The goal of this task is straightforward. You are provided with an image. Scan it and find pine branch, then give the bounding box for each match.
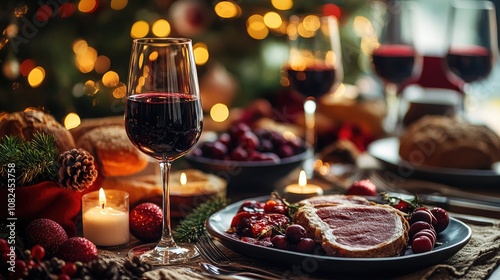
[0,132,60,187]
[173,196,229,243]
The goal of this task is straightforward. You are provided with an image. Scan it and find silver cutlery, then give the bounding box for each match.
[200,262,281,280]
[196,234,283,279]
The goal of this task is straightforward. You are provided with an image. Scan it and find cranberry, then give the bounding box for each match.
[277,145,295,158]
[412,236,434,253]
[218,133,232,148]
[263,200,281,213]
[393,200,412,213]
[410,210,434,225]
[229,122,251,139]
[61,262,77,277]
[239,131,260,150]
[285,225,307,244]
[408,221,435,240]
[258,139,274,152]
[294,238,316,254]
[0,238,8,253]
[412,230,436,245]
[430,207,450,233]
[271,235,289,250]
[201,141,227,159]
[31,245,45,261]
[58,274,71,280]
[231,146,248,161]
[256,153,280,163]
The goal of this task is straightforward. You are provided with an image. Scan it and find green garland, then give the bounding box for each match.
[0,132,59,187]
[173,196,229,243]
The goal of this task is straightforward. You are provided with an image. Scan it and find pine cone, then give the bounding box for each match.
[58,148,98,192]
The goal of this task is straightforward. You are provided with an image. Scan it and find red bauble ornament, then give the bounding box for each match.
[56,237,98,263]
[129,202,162,242]
[25,218,68,256]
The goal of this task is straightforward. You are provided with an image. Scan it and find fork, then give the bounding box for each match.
[196,234,283,279]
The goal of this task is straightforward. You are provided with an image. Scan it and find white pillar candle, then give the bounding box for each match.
[82,188,129,247]
[284,170,324,203]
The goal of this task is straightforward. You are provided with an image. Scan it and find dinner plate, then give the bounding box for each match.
[206,196,472,276]
[367,137,500,187]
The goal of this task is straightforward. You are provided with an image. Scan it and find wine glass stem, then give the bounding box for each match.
[385,83,399,134]
[157,161,176,248]
[304,98,317,150]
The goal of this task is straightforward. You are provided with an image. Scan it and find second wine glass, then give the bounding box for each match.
[125,38,203,265]
[284,14,343,158]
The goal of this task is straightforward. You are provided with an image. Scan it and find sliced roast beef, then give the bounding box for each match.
[295,202,409,258]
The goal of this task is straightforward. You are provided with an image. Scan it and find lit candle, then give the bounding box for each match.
[284,170,324,203]
[82,188,129,247]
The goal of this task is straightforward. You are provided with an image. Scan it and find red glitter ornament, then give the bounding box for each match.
[129,202,162,242]
[25,218,68,256]
[56,237,98,263]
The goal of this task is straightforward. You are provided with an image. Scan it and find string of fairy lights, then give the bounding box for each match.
[1,0,380,131]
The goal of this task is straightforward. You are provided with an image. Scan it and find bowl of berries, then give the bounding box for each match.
[185,122,310,195]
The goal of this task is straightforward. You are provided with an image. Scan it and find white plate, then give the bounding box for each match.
[367,137,500,187]
[206,196,472,276]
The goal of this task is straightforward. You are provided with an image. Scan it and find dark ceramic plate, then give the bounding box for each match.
[367,137,500,187]
[206,196,472,276]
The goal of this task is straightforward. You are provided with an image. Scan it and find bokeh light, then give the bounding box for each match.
[210,103,230,122]
[193,42,209,65]
[20,59,35,77]
[131,20,149,38]
[110,0,128,11]
[214,1,240,19]
[78,0,98,13]
[27,66,45,88]
[112,82,126,99]
[152,19,171,37]
[64,112,81,130]
[94,55,111,74]
[247,15,269,40]
[263,12,282,29]
[102,71,119,87]
[271,0,293,10]
[59,3,76,17]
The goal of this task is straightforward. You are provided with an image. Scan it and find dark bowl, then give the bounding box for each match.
[184,148,311,198]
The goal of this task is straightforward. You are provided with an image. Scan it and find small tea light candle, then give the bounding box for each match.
[284,170,324,203]
[82,188,129,247]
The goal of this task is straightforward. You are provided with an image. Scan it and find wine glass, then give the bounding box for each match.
[284,14,343,172]
[125,38,203,265]
[445,0,498,118]
[371,1,421,134]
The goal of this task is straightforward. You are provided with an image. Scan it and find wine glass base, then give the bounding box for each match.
[128,242,199,265]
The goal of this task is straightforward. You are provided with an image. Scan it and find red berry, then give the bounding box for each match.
[430,207,450,233]
[394,200,411,213]
[271,235,288,250]
[410,210,434,225]
[294,238,316,254]
[264,200,281,213]
[0,238,8,253]
[413,230,436,245]
[408,221,435,240]
[346,179,378,196]
[285,225,307,244]
[230,146,248,161]
[58,273,71,280]
[239,131,260,150]
[412,236,434,253]
[31,245,46,261]
[61,262,77,277]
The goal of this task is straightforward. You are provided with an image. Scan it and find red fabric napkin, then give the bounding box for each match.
[0,178,100,237]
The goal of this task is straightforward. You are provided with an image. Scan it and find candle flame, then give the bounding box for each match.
[298,170,307,187]
[99,188,106,209]
[180,172,187,186]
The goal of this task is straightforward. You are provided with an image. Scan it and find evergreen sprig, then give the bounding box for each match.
[0,132,59,187]
[173,196,229,243]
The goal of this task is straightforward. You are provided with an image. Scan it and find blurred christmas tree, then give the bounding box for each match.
[0,0,378,126]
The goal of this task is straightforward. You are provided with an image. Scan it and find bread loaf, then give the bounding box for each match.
[69,115,123,142]
[77,125,149,176]
[0,110,75,153]
[399,116,500,169]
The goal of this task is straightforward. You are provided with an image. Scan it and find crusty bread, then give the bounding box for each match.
[295,195,409,258]
[399,116,500,169]
[0,110,75,153]
[69,115,124,142]
[77,125,149,177]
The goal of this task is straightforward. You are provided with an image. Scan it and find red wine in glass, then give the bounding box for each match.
[286,65,337,98]
[372,44,417,85]
[126,93,203,161]
[446,46,493,83]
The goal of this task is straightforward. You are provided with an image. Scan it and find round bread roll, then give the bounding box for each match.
[0,110,75,153]
[399,116,500,169]
[77,125,149,176]
[69,115,124,143]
